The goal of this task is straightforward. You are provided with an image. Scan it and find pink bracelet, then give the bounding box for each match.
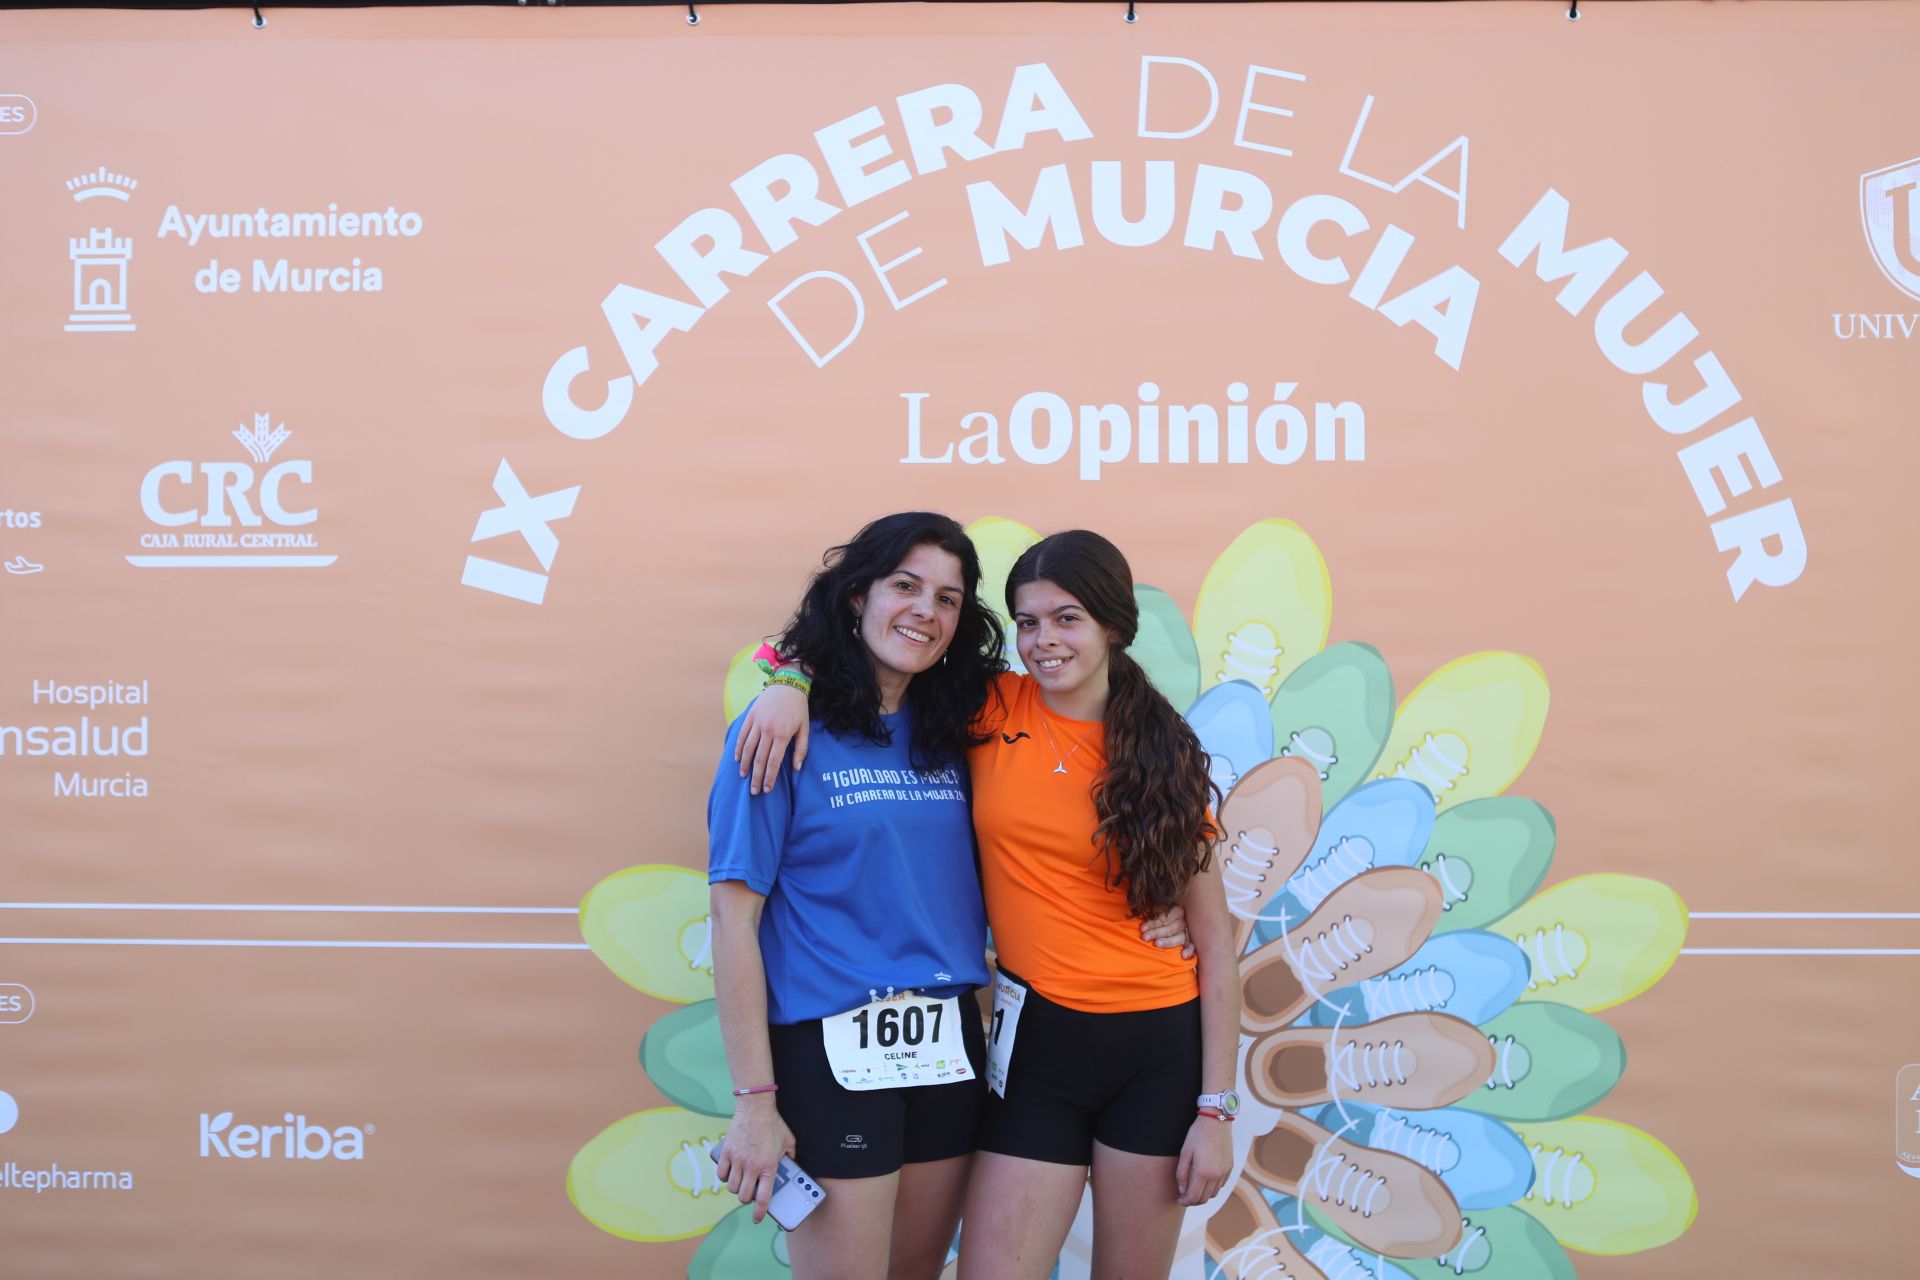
[732,1084,779,1097]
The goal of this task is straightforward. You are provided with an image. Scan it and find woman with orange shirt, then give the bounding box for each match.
[745,529,1240,1279]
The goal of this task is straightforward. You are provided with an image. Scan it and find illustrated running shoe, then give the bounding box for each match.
[567,1106,737,1242]
[723,643,765,722]
[1258,1197,1423,1280]
[1420,799,1557,935]
[1309,1201,1575,1280]
[1512,1116,1698,1255]
[1500,875,1688,1012]
[580,864,716,1004]
[1191,520,1332,700]
[1255,779,1439,949]
[688,1202,790,1279]
[966,516,1041,668]
[1219,755,1324,955]
[1188,679,1278,795]
[1243,1111,1463,1259]
[1269,642,1396,809]
[1300,1231,1417,1280]
[1302,1102,1533,1211]
[1207,1179,1326,1279]
[1247,1012,1495,1112]
[1240,868,1443,1034]
[1305,931,1530,1030]
[1372,653,1549,812]
[1454,1003,1624,1123]
[1135,583,1201,711]
[640,999,734,1117]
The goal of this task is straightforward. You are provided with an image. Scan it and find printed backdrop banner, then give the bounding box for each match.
[3,2,1917,1275]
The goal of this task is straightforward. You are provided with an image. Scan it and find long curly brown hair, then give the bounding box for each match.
[1006,531,1219,916]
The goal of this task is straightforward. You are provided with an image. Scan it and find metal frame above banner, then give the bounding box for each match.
[8,0,1603,15]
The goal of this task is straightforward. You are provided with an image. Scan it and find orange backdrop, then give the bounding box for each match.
[3,3,1918,1276]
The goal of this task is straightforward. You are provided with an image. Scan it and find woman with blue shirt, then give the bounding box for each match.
[708,512,1004,1280]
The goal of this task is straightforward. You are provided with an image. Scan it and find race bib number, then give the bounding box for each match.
[985,972,1027,1098]
[820,994,970,1091]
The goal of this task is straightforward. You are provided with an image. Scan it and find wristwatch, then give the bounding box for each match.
[1196,1090,1241,1117]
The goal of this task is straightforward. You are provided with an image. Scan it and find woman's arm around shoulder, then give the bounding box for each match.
[735,684,812,796]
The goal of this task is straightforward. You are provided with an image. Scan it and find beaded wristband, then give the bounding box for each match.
[732,1084,779,1097]
[753,642,815,695]
[765,670,813,696]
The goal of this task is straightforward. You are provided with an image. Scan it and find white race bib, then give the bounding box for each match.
[985,972,1027,1099]
[820,994,970,1091]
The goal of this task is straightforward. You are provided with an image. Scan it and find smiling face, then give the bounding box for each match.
[853,542,966,712]
[1012,577,1116,720]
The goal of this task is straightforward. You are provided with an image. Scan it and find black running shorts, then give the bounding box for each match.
[977,970,1203,1165]
[767,1003,988,1179]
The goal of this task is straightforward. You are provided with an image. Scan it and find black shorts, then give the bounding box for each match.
[977,970,1202,1165]
[767,1002,988,1179]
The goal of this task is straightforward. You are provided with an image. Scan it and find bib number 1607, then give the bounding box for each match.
[850,1001,943,1049]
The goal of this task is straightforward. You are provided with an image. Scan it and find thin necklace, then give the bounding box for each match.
[1037,714,1094,776]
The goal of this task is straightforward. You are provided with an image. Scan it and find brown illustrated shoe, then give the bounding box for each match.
[1218,756,1324,956]
[1243,1110,1463,1260]
[1205,1178,1326,1280]
[1238,867,1443,1035]
[1245,1010,1497,1112]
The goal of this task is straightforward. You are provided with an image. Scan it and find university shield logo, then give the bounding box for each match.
[1861,157,1920,302]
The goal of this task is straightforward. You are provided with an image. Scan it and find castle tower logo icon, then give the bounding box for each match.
[65,166,140,334]
[1862,157,1920,303]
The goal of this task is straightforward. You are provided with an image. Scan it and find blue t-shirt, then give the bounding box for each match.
[707,703,989,1025]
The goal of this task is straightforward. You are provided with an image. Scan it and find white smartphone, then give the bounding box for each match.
[711,1145,826,1231]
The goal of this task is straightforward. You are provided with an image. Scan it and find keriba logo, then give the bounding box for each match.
[198,1111,370,1161]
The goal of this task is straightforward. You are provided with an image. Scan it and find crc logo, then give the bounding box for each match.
[1862,157,1920,303]
[199,1111,370,1161]
[131,414,335,570]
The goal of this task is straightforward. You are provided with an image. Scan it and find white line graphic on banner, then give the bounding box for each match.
[5,906,1912,956]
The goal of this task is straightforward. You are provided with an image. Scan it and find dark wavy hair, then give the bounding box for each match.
[776,512,1005,771]
[1006,530,1219,916]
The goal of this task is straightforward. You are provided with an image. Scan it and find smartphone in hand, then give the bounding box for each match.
[711,1144,825,1231]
